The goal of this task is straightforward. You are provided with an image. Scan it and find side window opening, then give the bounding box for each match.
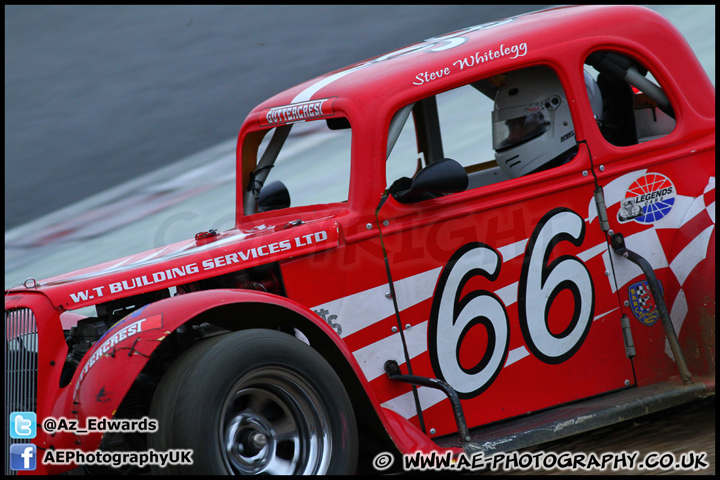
[585,51,676,146]
[243,118,352,215]
[386,66,578,203]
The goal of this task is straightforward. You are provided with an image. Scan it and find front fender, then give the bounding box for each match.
[46,289,373,468]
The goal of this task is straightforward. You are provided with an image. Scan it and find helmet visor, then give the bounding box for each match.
[492,105,549,151]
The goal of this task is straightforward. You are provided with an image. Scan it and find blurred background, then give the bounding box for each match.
[5,5,715,287]
[5,5,550,230]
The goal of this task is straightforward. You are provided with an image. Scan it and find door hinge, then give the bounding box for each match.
[619,314,636,359]
[594,186,610,232]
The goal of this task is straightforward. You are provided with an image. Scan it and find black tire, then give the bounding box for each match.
[148,329,358,475]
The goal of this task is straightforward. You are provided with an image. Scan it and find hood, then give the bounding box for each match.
[21,217,340,310]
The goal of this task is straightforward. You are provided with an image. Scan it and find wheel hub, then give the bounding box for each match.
[248,431,268,450]
[219,369,333,475]
[225,410,278,473]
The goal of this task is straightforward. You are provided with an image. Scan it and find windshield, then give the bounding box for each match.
[242,118,352,215]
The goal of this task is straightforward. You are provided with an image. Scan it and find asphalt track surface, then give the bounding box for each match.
[5,5,548,230]
[489,395,715,475]
[4,5,716,476]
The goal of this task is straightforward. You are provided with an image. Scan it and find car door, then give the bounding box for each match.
[376,65,635,438]
[580,50,716,387]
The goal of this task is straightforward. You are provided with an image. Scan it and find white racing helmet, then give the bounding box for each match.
[493,67,602,178]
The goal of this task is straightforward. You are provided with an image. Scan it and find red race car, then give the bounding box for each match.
[5,5,714,475]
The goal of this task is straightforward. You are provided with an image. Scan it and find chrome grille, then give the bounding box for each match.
[5,308,38,475]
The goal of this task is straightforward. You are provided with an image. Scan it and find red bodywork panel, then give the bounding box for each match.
[35,217,341,310]
[5,5,714,473]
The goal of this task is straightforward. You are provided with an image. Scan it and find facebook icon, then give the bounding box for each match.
[10,443,37,471]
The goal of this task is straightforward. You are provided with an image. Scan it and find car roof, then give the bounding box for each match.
[245,5,691,122]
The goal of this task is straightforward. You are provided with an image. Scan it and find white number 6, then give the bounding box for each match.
[518,208,594,364]
[428,243,510,398]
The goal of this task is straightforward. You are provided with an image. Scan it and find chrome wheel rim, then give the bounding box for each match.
[220,367,332,475]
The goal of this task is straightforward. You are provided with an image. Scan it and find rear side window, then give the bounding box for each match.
[584,51,676,146]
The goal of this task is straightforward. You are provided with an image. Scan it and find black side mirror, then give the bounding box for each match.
[257,180,290,212]
[391,158,468,204]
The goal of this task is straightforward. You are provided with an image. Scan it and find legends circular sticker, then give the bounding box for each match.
[617,173,676,224]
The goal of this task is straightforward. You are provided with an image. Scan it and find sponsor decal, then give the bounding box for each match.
[313,308,342,335]
[258,98,336,126]
[560,130,575,143]
[618,173,676,224]
[74,314,163,397]
[96,386,111,403]
[68,230,331,304]
[628,280,663,326]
